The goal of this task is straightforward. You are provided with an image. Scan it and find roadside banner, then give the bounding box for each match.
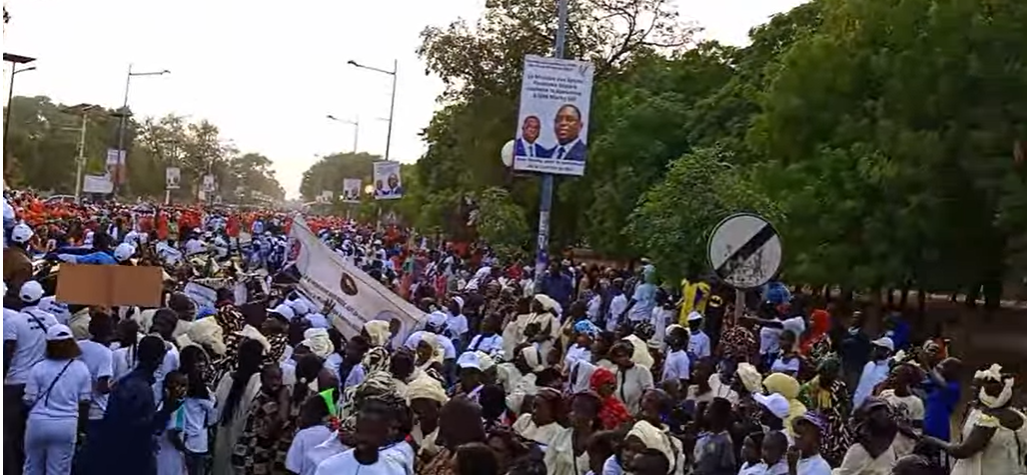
[342,178,362,203]
[513,55,595,176]
[373,161,403,200]
[286,216,423,339]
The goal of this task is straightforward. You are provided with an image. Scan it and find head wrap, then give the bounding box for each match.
[589,367,616,391]
[975,363,1015,409]
[763,373,807,435]
[234,324,270,352]
[405,374,449,404]
[816,355,841,375]
[475,351,496,372]
[301,328,334,359]
[363,320,391,347]
[627,420,677,474]
[574,320,600,338]
[736,363,763,394]
[533,294,558,313]
[418,333,446,365]
[177,316,227,356]
[624,335,655,369]
[633,321,655,340]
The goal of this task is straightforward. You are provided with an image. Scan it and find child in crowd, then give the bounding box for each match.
[286,391,335,475]
[737,432,765,475]
[158,371,189,475]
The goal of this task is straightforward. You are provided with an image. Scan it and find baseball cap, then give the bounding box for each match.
[426,311,448,328]
[114,243,136,262]
[871,336,895,352]
[11,223,33,243]
[793,411,827,432]
[270,304,296,321]
[687,311,704,322]
[456,351,482,370]
[46,324,74,341]
[753,393,790,419]
[19,281,45,303]
[289,299,310,316]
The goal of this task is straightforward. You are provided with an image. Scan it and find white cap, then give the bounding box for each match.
[114,243,136,262]
[19,281,44,302]
[426,311,448,328]
[289,299,310,316]
[46,324,74,341]
[456,351,482,370]
[687,311,704,322]
[871,336,895,352]
[271,304,296,320]
[475,351,495,371]
[11,223,33,243]
[753,393,790,419]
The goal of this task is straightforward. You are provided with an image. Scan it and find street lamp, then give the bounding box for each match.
[327,114,360,153]
[347,59,397,162]
[4,53,37,156]
[113,64,170,196]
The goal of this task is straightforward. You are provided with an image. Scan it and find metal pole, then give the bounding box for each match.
[384,59,397,161]
[353,117,360,153]
[114,64,132,198]
[534,0,569,290]
[74,114,88,200]
[3,70,15,156]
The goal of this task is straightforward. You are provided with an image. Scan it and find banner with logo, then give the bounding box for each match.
[342,178,362,203]
[166,167,181,190]
[373,161,403,200]
[287,217,423,339]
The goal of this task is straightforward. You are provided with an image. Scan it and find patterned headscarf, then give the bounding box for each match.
[574,320,600,339]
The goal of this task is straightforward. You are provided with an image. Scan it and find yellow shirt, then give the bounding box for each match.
[679,279,711,324]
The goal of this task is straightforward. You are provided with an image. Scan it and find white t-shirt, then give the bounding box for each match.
[564,344,592,368]
[445,313,469,339]
[303,432,349,475]
[614,364,654,414]
[184,238,206,256]
[607,294,628,331]
[38,297,71,325]
[466,334,503,356]
[795,454,831,475]
[287,425,333,474]
[77,339,114,420]
[152,341,180,405]
[3,307,59,384]
[661,349,691,383]
[172,396,216,454]
[879,389,925,457]
[759,326,782,355]
[853,360,890,409]
[770,356,801,375]
[24,358,92,420]
[688,331,712,359]
[315,443,414,475]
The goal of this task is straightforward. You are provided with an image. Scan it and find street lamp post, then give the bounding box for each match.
[3,53,37,157]
[62,104,98,200]
[346,59,397,161]
[114,63,169,196]
[326,114,360,153]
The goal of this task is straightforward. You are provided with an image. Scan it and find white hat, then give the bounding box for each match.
[19,281,44,303]
[687,311,704,322]
[46,324,74,341]
[270,304,296,320]
[456,351,482,370]
[475,351,495,371]
[754,393,790,419]
[11,223,33,243]
[872,336,895,352]
[426,311,448,328]
[289,299,310,316]
[114,243,136,262]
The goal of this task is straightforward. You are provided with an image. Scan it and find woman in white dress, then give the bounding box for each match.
[923,364,1027,475]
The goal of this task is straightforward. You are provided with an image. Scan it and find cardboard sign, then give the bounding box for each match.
[56,264,163,307]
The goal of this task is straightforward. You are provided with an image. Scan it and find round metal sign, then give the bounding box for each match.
[707,213,782,289]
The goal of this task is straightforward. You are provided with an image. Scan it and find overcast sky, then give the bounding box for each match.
[3,0,806,198]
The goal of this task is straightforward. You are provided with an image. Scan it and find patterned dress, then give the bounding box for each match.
[233,390,287,475]
[798,377,852,466]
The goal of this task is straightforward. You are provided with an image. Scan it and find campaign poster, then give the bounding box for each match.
[513,55,595,176]
[166,167,181,190]
[373,161,403,200]
[342,178,362,203]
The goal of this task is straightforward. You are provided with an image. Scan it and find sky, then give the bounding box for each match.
[4,0,806,198]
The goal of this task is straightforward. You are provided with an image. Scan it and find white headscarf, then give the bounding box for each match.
[301,328,334,359]
[975,363,1015,409]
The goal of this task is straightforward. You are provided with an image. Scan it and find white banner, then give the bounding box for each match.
[166,167,181,190]
[318,190,333,204]
[513,55,595,176]
[342,178,362,203]
[287,217,423,339]
[183,282,218,310]
[82,174,113,194]
[373,161,403,200]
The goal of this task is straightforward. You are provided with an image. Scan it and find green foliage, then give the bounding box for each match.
[3,97,284,202]
[472,187,531,259]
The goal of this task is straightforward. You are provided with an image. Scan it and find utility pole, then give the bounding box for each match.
[74,114,88,200]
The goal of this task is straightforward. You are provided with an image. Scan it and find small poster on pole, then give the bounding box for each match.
[342,178,362,203]
[166,167,181,190]
[373,161,403,200]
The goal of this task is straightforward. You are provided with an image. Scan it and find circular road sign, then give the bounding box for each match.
[707,213,782,289]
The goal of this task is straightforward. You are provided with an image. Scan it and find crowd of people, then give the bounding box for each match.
[3,191,1026,475]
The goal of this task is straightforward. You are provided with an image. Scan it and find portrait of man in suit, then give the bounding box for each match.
[552,104,587,161]
[514,115,549,158]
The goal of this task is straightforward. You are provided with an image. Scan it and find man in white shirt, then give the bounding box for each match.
[853,337,894,409]
[606,279,628,332]
[661,325,691,385]
[686,311,712,359]
[3,280,59,471]
[148,309,182,405]
[788,413,834,475]
[78,313,115,433]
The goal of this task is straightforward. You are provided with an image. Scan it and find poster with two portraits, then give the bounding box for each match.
[513,55,595,176]
[373,161,403,200]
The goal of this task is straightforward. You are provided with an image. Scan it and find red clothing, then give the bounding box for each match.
[589,368,632,429]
